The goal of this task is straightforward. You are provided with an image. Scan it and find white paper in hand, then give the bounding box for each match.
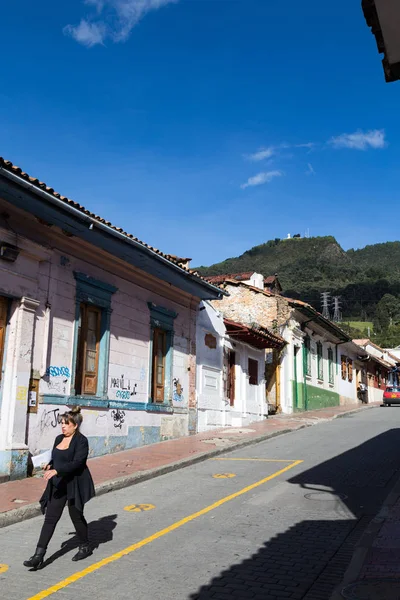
[31,449,52,469]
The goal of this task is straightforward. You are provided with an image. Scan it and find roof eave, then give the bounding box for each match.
[293,304,350,342]
[362,0,400,82]
[0,167,226,301]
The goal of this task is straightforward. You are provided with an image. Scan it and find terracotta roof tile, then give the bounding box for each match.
[221,279,275,297]
[223,318,285,350]
[205,272,255,284]
[0,157,216,288]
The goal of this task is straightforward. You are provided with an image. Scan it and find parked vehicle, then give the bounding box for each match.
[383,386,400,406]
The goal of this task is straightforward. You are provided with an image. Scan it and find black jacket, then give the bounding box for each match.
[40,431,95,513]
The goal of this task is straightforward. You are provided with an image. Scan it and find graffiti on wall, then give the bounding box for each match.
[40,408,61,433]
[111,409,125,429]
[109,374,138,401]
[43,366,70,395]
[173,378,184,402]
[46,366,71,378]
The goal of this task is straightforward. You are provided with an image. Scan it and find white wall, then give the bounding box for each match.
[196,302,267,431]
[0,217,197,477]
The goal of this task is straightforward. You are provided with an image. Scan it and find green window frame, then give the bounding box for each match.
[328,348,334,384]
[303,336,311,377]
[317,342,323,380]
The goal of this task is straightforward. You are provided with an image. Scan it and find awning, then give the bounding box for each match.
[224,319,285,350]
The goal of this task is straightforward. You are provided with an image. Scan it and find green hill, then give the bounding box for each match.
[197,236,400,345]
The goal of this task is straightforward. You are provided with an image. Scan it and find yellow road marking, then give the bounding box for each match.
[0,563,8,574]
[212,458,297,462]
[27,460,303,600]
[212,473,236,479]
[124,503,155,513]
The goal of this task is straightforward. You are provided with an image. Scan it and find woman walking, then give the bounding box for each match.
[24,406,95,570]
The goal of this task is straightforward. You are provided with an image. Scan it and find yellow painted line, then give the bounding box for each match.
[27,460,303,600]
[212,458,297,462]
[0,563,8,574]
[212,473,236,479]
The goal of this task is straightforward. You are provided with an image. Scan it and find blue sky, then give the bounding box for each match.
[1,0,399,267]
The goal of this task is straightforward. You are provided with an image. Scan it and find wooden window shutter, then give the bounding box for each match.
[82,305,101,395]
[341,355,347,380]
[348,359,353,383]
[248,358,258,386]
[152,328,166,403]
[0,297,7,383]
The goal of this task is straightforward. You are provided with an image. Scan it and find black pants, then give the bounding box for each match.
[38,487,88,550]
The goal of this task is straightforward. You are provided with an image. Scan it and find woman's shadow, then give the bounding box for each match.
[42,514,118,567]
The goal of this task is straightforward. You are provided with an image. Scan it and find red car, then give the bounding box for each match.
[383,386,400,406]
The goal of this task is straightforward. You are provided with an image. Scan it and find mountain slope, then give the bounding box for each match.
[197,236,400,321]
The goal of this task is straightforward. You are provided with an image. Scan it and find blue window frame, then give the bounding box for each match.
[147,303,177,405]
[71,272,117,399]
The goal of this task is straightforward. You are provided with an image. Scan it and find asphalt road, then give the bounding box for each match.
[1,407,400,600]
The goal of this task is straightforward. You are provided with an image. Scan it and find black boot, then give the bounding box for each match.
[72,544,92,562]
[23,547,46,570]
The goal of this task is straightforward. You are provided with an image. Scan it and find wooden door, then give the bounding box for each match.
[228,351,236,406]
[75,304,101,396]
[0,297,7,384]
[82,306,101,395]
[152,328,166,403]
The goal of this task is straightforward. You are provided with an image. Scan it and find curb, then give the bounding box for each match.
[0,426,300,529]
[0,404,379,529]
[334,404,378,419]
[330,445,400,599]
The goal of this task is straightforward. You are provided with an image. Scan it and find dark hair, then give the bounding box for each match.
[60,405,83,429]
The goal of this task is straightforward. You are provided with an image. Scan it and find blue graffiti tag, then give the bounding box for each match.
[116,390,131,400]
[46,366,71,378]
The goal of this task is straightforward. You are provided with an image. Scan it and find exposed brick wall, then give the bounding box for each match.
[211,284,291,332]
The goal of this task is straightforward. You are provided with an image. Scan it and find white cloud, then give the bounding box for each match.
[306,163,315,176]
[64,20,106,47]
[65,0,179,46]
[329,129,386,150]
[246,146,275,162]
[295,142,316,151]
[241,170,283,190]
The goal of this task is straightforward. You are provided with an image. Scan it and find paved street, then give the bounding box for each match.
[1,407,399,600]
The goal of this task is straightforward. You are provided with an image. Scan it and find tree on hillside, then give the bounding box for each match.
[373,294,400,332]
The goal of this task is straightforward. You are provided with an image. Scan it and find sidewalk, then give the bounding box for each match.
[332,454,400,599]
[0,402,379,529]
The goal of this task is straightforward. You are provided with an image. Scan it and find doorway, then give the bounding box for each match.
[227,351,236,406]
[293,346,299,410]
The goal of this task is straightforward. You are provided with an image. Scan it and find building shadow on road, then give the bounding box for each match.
[189,428,400,600]
[190,519,358,600]
[42,513,118,567]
